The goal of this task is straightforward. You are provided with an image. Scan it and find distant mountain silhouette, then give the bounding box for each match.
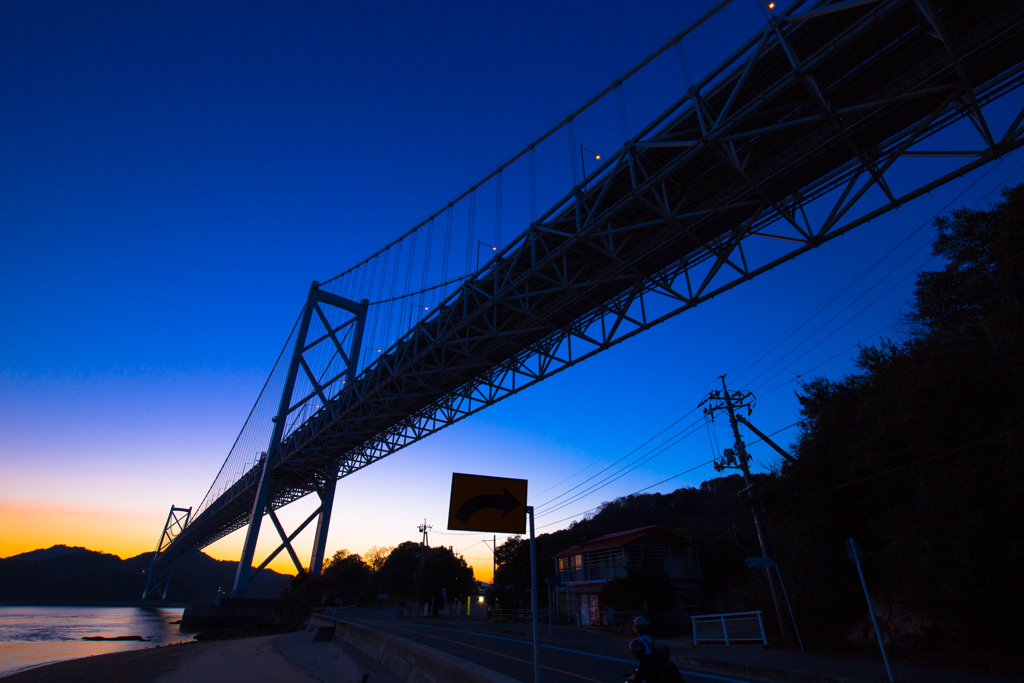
[6,545,90,562]
[0,546,290,604]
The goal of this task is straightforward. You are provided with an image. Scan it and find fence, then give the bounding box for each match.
[691,611,767,646]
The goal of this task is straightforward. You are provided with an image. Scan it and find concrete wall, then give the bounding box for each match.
[311,614,518,683]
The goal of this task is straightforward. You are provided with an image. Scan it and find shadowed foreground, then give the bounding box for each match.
[2,633,366,683]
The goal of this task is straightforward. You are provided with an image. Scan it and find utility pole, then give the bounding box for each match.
[418,519,432,564]
[703,376,790,640]
[491,534,496,587]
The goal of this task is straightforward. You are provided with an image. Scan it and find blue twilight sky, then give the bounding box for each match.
[2,0,1022,576]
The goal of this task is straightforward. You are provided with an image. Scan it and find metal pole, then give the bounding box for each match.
[851,545,894,682]
[527,506,541,683]
[548,583,552,637]
[720,376,789,639]
[775,564,804,651]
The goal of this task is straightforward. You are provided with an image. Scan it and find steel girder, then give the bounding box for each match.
[151,0,1024,579]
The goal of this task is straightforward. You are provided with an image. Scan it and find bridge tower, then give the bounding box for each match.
[231,281,368,597]
[142,505,191,601]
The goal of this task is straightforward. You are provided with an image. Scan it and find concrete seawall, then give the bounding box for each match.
[311,614,518,683]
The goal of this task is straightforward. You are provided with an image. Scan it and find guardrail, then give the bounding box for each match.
[691,611,767,646]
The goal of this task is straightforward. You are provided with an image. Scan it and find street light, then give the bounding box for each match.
[580,145,602,179]
[407,301,430,330]
[476,240,497,270]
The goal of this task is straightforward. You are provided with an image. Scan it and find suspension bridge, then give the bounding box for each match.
[142,0,1024,599]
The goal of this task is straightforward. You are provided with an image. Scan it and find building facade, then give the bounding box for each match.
[552,525,701,626]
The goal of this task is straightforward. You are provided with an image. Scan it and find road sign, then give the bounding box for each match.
[745,557,775,568]
[845,538,864,564]
[447,473,527,534]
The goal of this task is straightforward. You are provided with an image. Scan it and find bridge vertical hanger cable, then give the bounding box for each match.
[366,249,391,366]
[356,263,369,307]
[495,171,503,250]
[529,148,537,223]
[567,118,580,187]
[420,219,434,317]
[195,308,303,515]
[404,230,418,331]
[465,190,476,274]
[674,41,695,91]
[441,207,454,300]
[614,85,631,143]
[383,241,403,350]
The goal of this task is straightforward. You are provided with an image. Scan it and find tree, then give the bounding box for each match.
[907,183,1024,387]
[758,184,1024,659]
[322,552,372,606]
[365,545,395,573]
[494,536,531,608]
[601,561,676,616]
[323,548,351,571]
[377,541,422,599]
[276,552,371,620]
[414,546,475,608]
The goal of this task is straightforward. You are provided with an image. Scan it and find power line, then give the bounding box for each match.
[536,458,717,530]
[537,416,707,519]
[534,404,703,510]
[532,379,718,499]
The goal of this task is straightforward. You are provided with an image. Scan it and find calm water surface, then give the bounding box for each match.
[0,606,190,677]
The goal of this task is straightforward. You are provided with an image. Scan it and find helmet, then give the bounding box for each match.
[632,615,650,633]
[628,638,647,660]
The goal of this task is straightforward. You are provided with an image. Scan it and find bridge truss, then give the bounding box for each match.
[145,0,1024,596]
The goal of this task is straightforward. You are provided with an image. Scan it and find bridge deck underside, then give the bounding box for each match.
[156,0,1024,573]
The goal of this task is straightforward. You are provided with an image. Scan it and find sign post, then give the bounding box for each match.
[527,506,540,683]
[846,539,893,682]
[448,473,537,683]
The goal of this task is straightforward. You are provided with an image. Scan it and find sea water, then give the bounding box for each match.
[0,606,190,677]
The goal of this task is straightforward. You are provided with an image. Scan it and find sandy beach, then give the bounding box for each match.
[2,631,371,683]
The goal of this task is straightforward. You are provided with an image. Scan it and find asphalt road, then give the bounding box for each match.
[348,609,754,683]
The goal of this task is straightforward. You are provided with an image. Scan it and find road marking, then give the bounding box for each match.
[387,621,750,683]
[392,627,604,683]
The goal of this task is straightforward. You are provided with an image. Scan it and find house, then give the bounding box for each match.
[551,525,701,626]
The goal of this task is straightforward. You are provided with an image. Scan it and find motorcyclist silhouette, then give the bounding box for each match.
[623,618,685,683]
[632,616,655,655]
